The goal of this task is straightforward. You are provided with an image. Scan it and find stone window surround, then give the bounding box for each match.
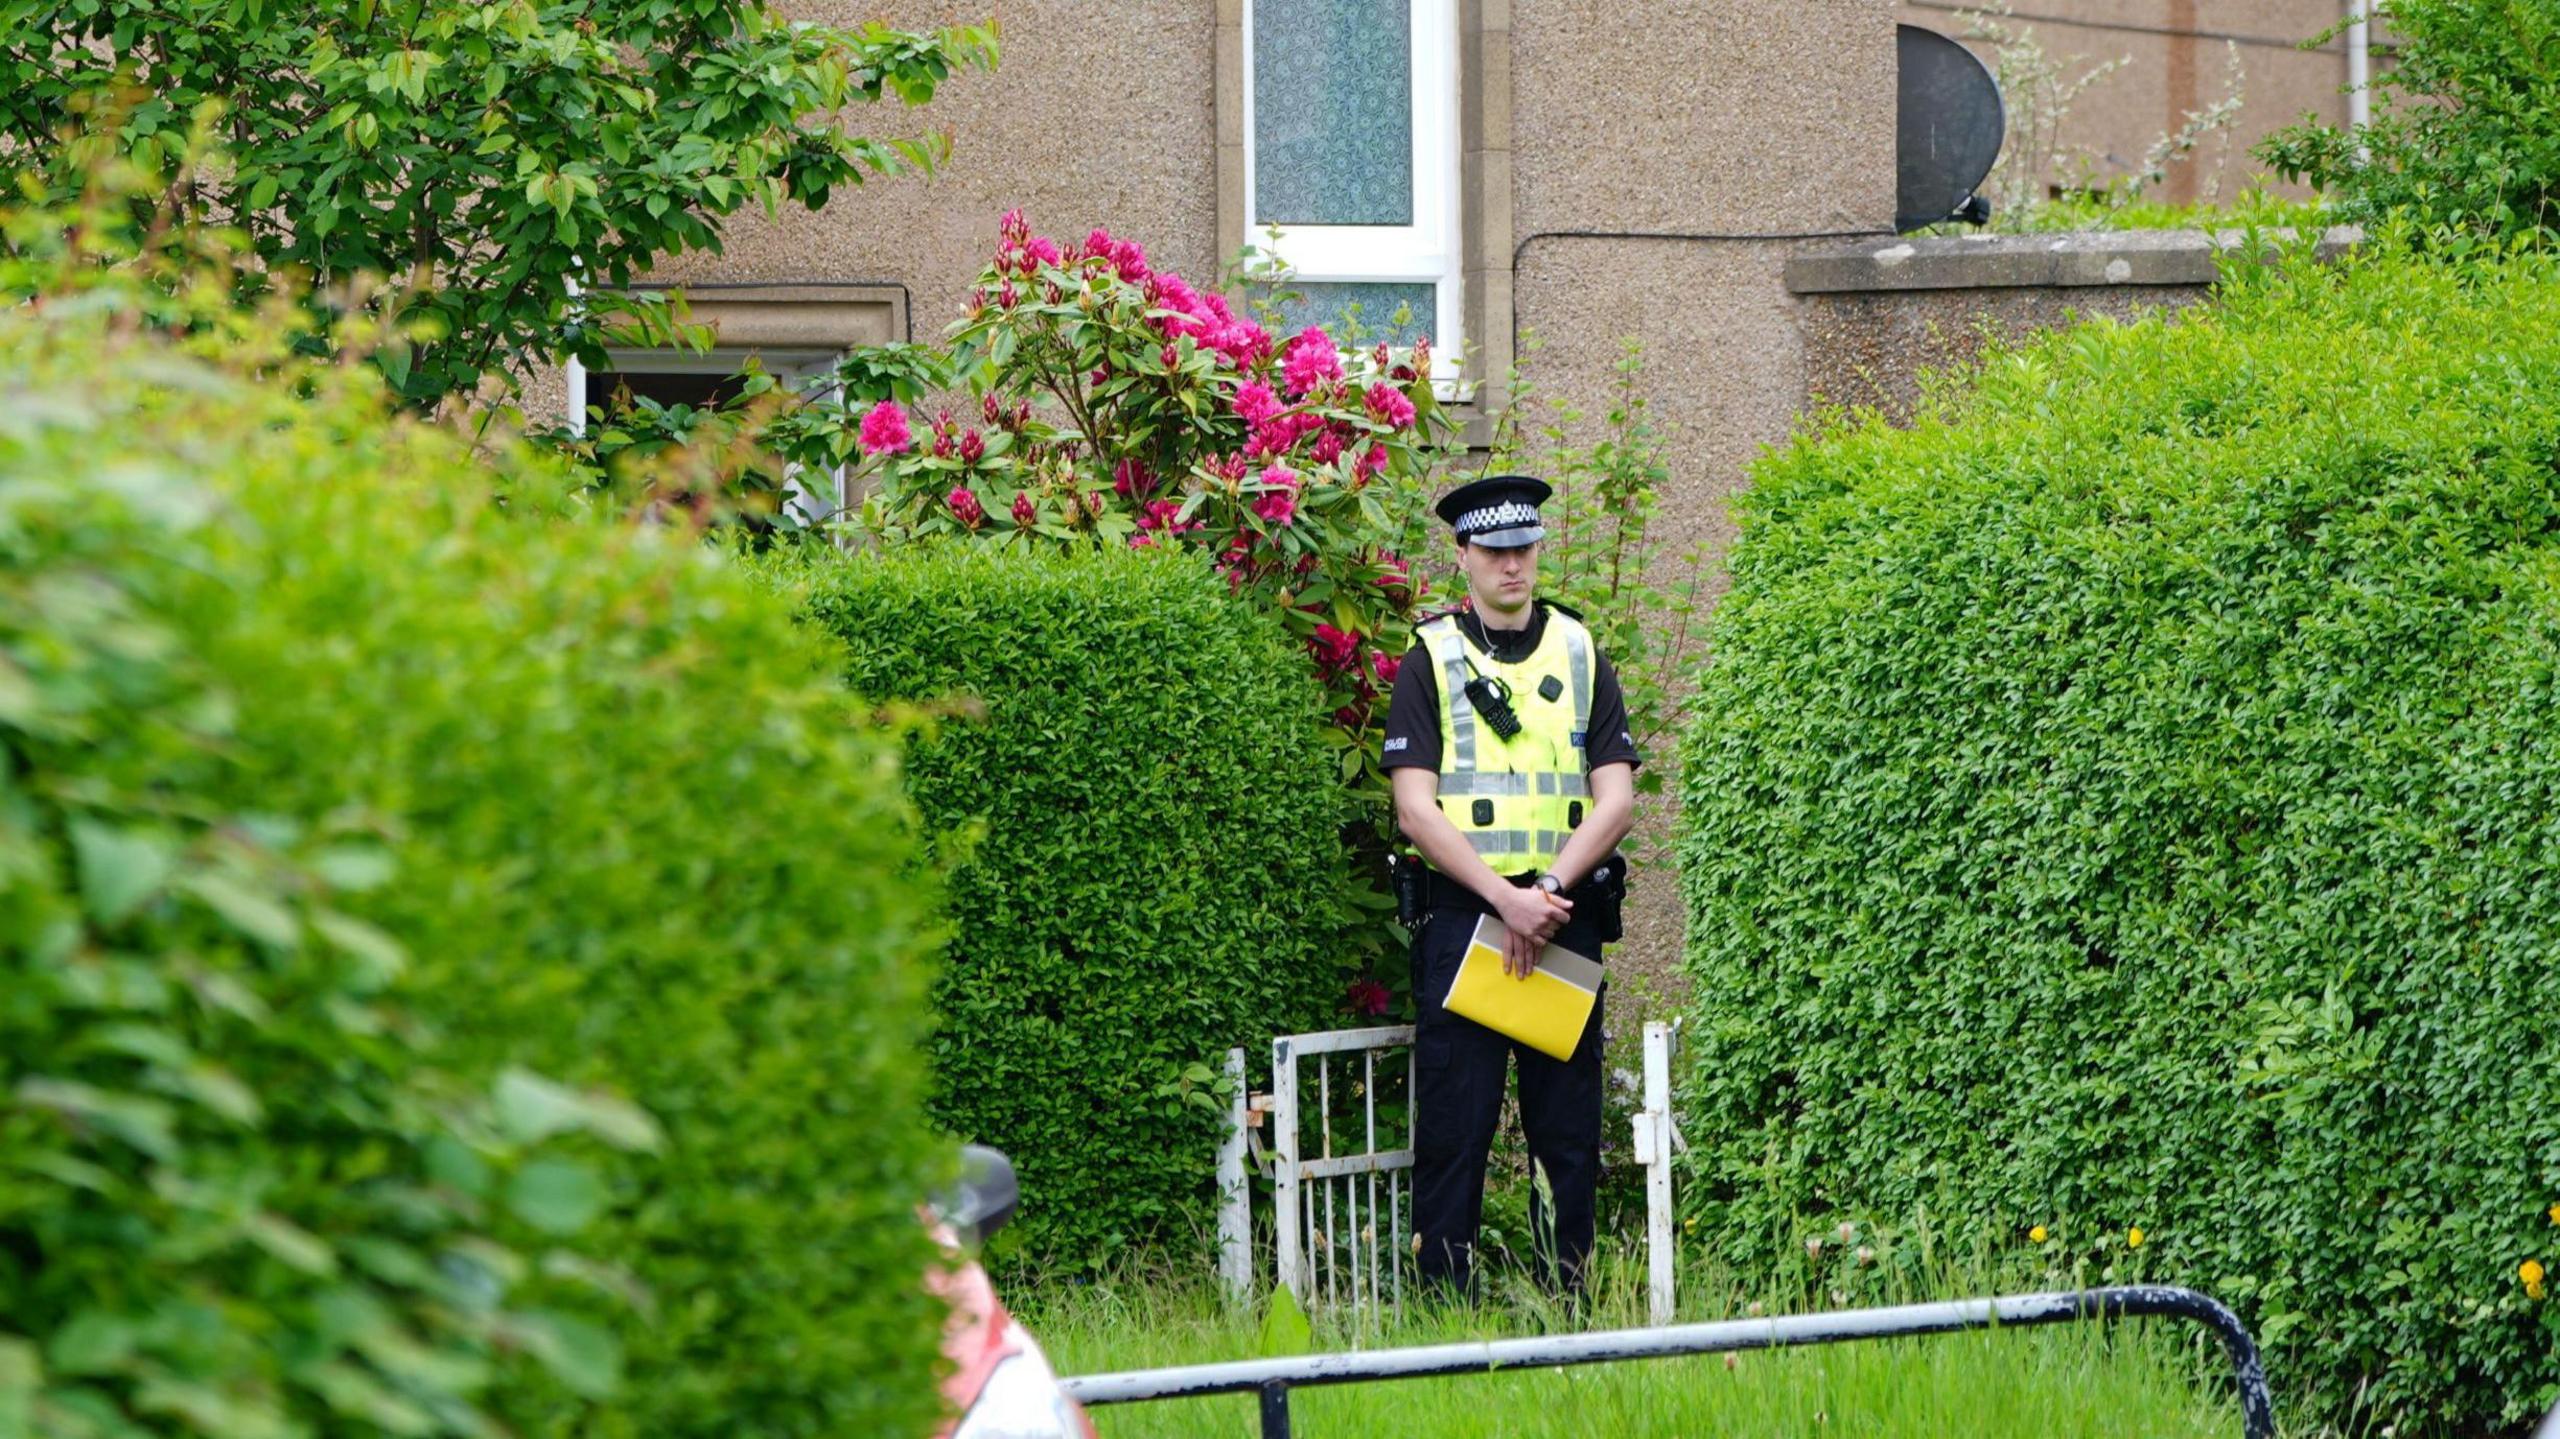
[1215,0,1513,437]
[561,279,906,430]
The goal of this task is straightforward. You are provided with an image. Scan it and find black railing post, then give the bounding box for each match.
[1258,1380,1292,1438]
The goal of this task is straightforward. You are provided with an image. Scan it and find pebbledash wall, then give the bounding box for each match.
[571,0,2334,994]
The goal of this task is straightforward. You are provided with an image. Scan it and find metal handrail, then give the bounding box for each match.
[1062,1285,2274,1439]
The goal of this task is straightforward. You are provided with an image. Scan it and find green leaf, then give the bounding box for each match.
[508,1311,622,1399]
[180,873,300,950]
[69,821,172,926]
[311,910,408,987]
[246,1213,338,1276]
[505,1159,607,1235]
[0,1337,36,1439]
[493,1069,660,1152]
[1256,1284,1312,1358]
[46,1313,135,1377]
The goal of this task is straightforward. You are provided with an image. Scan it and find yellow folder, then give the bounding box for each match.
[1442,915,1603,1061]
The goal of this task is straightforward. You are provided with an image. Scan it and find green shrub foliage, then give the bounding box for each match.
[1678,245,2560,1433]
[0,319,671,1439]
[774,546,1348,1265]
[0,308,952,1437]
[2260,0,2560,241]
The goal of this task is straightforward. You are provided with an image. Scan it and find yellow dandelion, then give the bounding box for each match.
[2548,1203,2560,1226]
[2522,1259,2546,1289]
[2029,1225,2049,1244]
[2127,1226,2146,1250]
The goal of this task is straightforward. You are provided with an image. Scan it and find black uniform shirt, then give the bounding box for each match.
[1380,602,1643,775]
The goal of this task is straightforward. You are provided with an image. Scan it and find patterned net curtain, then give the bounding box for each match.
[1249,0,1451,350]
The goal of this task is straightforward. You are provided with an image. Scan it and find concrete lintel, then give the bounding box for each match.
[619,281,907,350]
[1783,225,2364,295]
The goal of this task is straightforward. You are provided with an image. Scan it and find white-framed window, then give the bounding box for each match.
[567,345,847,524]
[1243,0,1461,380]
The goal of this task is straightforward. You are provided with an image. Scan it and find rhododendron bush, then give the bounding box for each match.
[850,211,1456,798]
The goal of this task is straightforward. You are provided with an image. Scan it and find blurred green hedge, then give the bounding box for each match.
[769,546,1350,1267]
[1678,243,2560,1432]
[0,300,951,1438]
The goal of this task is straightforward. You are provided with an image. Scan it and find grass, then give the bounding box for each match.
[1023,1250,2251,1438]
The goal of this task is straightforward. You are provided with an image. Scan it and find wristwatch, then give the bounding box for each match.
[1535,873,1566,897]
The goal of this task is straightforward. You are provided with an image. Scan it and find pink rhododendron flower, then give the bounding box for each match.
[1211,320,1274,367]
[1137,498,1202,535]
[1356,442,1389,482]
[947,486,986,528]
[1113,459,1155,497]
[1024,235,1062,267]
[1373,551,1421,603]
[1011,491,1037,527]
[1351,967,1392,1013]
[1371,649,1402,686]
[859,401,913,456]
[1282,327,1343,397]
[1252,487,1298,526]
[1155,272,1206,329]
[1310,623,1361,673]
[1108,237,1150,282]
[1310,427,1346,466]
[1364,381,1417,430]
[1232,380,1282,427]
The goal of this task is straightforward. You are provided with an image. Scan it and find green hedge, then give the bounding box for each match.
[0,311,951,1437]
[1677,245,2560,1433]
[769,546,1349,1266]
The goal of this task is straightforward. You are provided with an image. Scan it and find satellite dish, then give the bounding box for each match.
[1897,23,2007,232]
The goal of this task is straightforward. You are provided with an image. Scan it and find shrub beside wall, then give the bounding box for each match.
[0,309,952,1438]
[1678,246,2560,1432]
[774,546,1349,1266]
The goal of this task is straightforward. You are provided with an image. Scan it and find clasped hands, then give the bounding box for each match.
[1491,885,1572,979]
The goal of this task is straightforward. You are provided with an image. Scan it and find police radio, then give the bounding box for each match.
[1461,672,1523,740]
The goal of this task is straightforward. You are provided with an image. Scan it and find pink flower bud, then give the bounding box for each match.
[959,429,985,464]
[1011,491,1036,527]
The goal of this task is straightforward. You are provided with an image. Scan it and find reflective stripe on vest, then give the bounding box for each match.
[1419,609,1597,876]
[1435,772,1593,798]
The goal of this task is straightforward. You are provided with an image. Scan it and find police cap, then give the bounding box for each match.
[1434,474,1552,549]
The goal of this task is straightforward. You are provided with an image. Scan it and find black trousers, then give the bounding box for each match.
[1408,906,1605,1300]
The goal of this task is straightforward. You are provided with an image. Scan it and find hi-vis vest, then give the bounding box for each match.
[1418,607,1595,876]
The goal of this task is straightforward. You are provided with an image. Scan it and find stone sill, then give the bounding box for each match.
[1784,225,2364,295]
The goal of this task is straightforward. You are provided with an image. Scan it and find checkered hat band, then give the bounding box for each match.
[1458,500,1540,535]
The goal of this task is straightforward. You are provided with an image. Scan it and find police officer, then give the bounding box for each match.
[1382,474,1640,1300]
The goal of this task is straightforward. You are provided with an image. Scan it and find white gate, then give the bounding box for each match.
[1218,1020,1681,1323]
